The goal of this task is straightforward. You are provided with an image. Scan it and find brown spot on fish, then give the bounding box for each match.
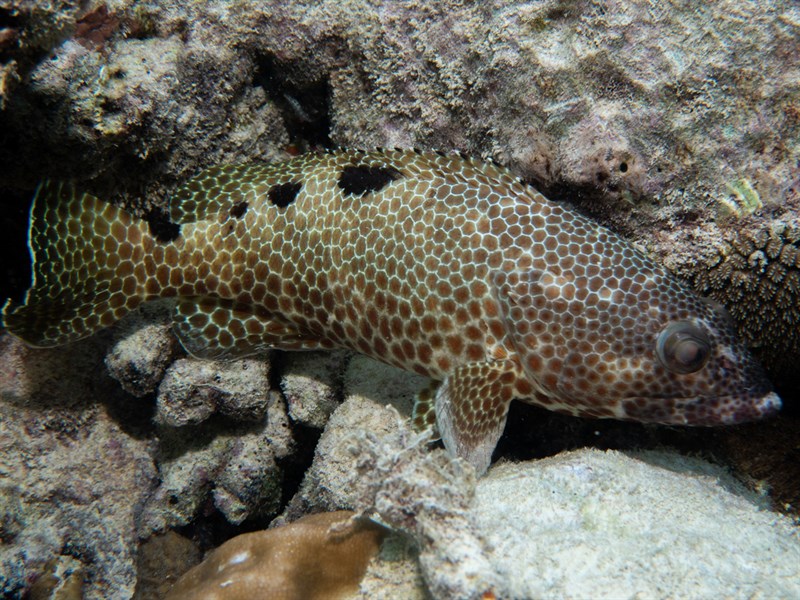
[230,201,248,219]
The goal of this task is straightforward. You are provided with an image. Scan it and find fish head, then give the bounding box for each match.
[494,265,781,425]
[611,294,781,425]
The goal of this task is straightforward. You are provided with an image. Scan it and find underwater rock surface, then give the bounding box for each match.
[281,350,350,429]
[1,329,799,598]
[0,336,156,599]
[279,398,800,599]
[155,357,271,426]
[105,310,179,398]
[473,450,800,599]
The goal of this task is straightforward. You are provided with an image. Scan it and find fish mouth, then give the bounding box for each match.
[620,391,782,426]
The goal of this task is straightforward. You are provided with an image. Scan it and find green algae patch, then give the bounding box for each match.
[718,178,762,219]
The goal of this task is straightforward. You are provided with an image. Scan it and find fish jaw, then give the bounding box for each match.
[619,390,782,426]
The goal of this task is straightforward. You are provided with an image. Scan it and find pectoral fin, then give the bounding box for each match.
[435,361,516,475]
[411,380,441,438]
[493,268,585,396]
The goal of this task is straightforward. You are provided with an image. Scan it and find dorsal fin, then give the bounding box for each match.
[168,150,534,224]
[169,162,309,223]
[426,151,530,193]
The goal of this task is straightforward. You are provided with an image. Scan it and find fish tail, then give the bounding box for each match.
[2,181,154,347]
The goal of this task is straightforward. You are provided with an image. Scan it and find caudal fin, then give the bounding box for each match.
[2,181,152,347]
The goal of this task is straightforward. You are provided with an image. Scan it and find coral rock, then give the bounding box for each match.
[155,358,270,426]
[343,354,430,416]
[138,413,286,534]
[212,433,283,525]
[280,393,497,599]
[472,449,800,598]
[105,309,179,397]
[279,358,430,521]
[281,350,350,429]
[0,335,156,600]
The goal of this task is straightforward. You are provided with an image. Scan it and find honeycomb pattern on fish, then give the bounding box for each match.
[2,149,780,473]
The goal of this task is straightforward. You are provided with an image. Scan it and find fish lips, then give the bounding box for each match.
[620,390,782,426]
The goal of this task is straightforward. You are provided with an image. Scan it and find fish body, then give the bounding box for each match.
[2,149,780,472]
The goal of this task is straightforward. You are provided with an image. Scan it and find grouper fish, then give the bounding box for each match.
[2,149,781,473]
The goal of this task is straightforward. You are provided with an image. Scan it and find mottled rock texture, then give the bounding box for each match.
[281,350,350,429]
[277,356,429,523]
[139,390,290,533]
[106,306,179,397]
[278,381,502,598]
[0,323,295,597]
[294,410,800,599]
[352,535,429,600]
[0,335,156,600]
[156,357,271,426]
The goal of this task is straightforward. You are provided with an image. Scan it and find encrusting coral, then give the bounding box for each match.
[165,511,387,600]
[692,221,800,377]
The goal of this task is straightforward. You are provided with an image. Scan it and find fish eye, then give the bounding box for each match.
[656,321,711,374]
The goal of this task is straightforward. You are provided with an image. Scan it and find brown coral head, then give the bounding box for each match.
[166,511,387,600]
